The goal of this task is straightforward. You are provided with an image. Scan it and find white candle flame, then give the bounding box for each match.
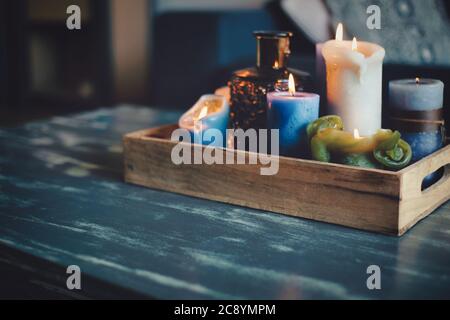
[288,74,296,95]
[194,106,208,133]
[198,106,208,120]
[335,23,343,41]
[352,37,358,51]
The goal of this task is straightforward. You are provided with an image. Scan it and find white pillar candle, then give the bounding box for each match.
[322,26,385,136]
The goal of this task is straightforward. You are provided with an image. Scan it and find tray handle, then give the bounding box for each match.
[402,146,450,200]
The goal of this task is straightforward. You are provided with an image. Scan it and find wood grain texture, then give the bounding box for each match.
[399,146,450,235]
[2,106,450,299]
[124,125,450,236]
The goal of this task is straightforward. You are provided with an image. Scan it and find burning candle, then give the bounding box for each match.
[388,78,444,162]
[178,94,229,147]
[322,23,385,136]
[267,74,320,158]
[315,23,343,111]
[307,116,412,170]
[193,106,209,145]
[389,78,444,112]
[389,78,445,187]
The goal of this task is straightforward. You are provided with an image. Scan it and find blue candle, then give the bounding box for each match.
[267,76,320,158]
[388,78,445,187]
[179,94,229,147]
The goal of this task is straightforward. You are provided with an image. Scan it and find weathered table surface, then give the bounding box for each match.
[0,105,449,299]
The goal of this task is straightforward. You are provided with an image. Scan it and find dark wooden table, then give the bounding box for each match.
[1,105,449,299]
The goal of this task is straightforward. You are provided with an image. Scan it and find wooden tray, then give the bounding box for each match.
[123,124,450,236]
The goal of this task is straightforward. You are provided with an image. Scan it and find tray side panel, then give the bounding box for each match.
[399,145,450,235]
[123,132,402,235]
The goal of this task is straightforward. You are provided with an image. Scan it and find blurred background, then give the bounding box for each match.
[1,0,449,127]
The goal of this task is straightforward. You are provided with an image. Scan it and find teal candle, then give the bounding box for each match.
[179,95,229,147]
[267,91,320,158]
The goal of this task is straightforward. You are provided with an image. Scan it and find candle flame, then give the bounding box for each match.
[197,106,208,121]
[288,73,296,95]
[415,77,420,84]
[274,61,279,69]
[352,37,358,51]
[193,106,208,133]
[335,23,343,41]
[353,128,361,139]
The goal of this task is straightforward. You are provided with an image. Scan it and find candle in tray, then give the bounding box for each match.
[315,24,343,112]
[389,78,445,161]
[178,94,229,147]
[307,116,412,170]
[389,78,445,186]
[267,74,319,158]
[322,24,385,136]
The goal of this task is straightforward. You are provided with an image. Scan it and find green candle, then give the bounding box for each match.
[307,116,412,170]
